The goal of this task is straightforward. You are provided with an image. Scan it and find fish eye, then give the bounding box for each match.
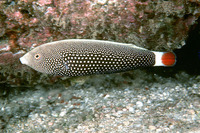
[34,54,41,60]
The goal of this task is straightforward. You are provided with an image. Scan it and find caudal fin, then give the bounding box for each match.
[153,52,176,67]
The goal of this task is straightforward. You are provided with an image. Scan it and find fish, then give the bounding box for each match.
[20,39,176,77]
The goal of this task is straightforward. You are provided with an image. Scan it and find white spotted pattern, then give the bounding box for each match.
[22,39,155,76]
[49,42,155,76]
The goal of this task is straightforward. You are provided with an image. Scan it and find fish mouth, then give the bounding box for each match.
[20,55,28,65]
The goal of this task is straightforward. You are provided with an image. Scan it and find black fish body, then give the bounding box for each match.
[20,39,176,77]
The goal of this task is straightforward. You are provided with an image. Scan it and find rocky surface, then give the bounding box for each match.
[0,0,200,86]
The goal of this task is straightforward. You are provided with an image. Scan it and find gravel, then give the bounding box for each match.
[0,69,200,132]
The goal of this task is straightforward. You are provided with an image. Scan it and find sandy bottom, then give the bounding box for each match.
[0,69,200,132]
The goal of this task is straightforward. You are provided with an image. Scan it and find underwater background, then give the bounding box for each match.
[0,0,200,132]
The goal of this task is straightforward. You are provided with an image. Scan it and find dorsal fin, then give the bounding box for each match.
[44,39,148,51]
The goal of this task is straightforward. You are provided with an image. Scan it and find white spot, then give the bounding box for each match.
[64,63,69,70]
[59,109,67,117]
[97,0,107,5]
[136,101,143,107]
[128,107,134,113]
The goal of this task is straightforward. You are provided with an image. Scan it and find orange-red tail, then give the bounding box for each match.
[161,52,176,66]
[153,52,176,66]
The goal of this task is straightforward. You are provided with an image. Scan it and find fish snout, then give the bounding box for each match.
[20,55,28,65]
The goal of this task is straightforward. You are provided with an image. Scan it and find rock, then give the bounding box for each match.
[0,0,200,85]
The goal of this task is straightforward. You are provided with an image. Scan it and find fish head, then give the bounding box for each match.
[20,45,56,74]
